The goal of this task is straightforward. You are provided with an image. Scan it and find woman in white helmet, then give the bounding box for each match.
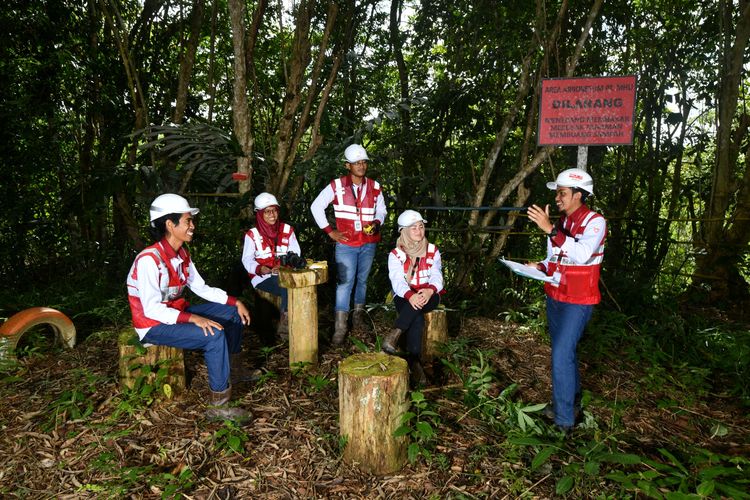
[526,168,607,433]
[241,192,301,339]
[126,193,252,423]
[381,210,444,387]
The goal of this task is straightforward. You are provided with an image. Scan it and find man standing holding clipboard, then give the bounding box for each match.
[525,168,607,433]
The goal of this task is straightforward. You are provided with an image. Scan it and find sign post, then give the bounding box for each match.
[538,75,637,171]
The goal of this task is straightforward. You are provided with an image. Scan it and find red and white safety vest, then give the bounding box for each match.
[126,241,191,329]
[245,224,294,278]
[544,207,606,305]
[331,175,382,246]
[391,243,439,291]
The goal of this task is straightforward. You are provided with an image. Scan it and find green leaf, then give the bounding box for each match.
[696,480,715,496]
[531,447,555,471]
[228,435,241,452]
[400,411,416,423]
[522,403,548,412]
[393,425,410,438]
[407,443,420,464]
[583,460,600,475]
[415,421,434,439]
[555,476,574,495]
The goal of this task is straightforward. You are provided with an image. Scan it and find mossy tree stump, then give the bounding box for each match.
[338,352,409,475]
[422,307,448,364]
[279,262,328,370]
[118,330,186,396]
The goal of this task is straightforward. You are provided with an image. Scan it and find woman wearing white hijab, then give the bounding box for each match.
[382,210,444,386]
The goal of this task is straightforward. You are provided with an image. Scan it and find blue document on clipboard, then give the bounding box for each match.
[499,258,559,285]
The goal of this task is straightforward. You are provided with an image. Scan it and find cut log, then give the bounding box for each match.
[279,262,328,370]
[118,330,185,396]
[338,352,409,475]
[422,307,448,364]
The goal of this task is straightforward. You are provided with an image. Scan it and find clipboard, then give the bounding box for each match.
[499,257,559,285]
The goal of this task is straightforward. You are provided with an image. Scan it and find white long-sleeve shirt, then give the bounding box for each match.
[241,231,301,287]
[388,247,444,299]
[128,245,233,338]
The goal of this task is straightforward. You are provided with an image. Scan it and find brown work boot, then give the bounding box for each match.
[352,304,371,332]
[230,352,262,384]
[205,385,252,424]
[381,327,403,354]
[332,310,348,345]
[277,311,289,341]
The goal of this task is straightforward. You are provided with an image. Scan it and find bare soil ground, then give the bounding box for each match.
[1,312,748,498]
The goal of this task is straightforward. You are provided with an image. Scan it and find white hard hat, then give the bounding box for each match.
[149,193,199,222]
[546,168,594,195]
[397,209,427,229]
[344,144,369,163]
[254,192,280,211]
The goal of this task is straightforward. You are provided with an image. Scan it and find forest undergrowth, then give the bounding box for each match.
[0,280,748,499]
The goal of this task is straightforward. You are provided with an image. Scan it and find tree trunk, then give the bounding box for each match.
[692,1,750,303]
[228,0,255,200]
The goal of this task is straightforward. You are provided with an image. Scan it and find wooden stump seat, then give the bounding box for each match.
[118,330,186,396]
[338,352,409,475]
[279,262,328,370]
[422,307,448,364]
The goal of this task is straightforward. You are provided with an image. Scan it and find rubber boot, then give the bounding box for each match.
[409,358,428,387]
[352,304,370,332]
[230,352,262,384]
[381,327,403,354]
[205,385,252,424]
[277,311,289,341]
[332,311,348,346]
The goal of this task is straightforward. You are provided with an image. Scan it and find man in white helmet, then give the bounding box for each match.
[526,168,607,433]
[126,193,253,423]
[310,143,387,345]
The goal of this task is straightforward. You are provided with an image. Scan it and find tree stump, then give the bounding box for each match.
[422,307,448,364]
[118,330,186,396]
[338,352,409,475]
[279,262,328,370]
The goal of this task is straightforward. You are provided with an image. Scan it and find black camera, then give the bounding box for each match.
[279,251,307,270]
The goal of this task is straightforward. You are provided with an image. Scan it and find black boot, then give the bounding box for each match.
[381,327,403,354]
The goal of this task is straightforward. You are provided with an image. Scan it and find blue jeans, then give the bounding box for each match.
[335,242,377,312]
[546,296,593,427]
[141,302,243,393]
[255,275,288,312]
[394,294,440,356]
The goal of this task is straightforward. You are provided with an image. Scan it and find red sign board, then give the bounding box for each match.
[538,75,637,146]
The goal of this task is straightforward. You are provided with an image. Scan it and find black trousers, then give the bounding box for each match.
[393,293,440,356]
